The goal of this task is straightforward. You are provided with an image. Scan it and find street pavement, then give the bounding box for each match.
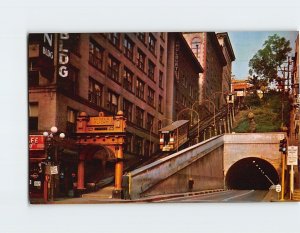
[154,190,276,203]
[47,189,278,204]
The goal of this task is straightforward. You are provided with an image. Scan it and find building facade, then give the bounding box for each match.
[29,33,169,160]
[183,32,227,114]
[28,32,204,199]
[216,32,236,105]
[166,33,203,123]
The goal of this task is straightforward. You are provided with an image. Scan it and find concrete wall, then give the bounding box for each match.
[128,135,224,199]
[126,132,286,199]
[142,145,224,197]
[223,133,286,177]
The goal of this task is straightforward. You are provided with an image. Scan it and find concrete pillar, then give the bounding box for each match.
[77,159,85,190]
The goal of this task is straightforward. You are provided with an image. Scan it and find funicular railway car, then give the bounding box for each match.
[159,120,189,152]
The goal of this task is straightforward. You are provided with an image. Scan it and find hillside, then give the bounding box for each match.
[233,92,291,133]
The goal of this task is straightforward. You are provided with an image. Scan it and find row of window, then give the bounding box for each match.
[89,38,165,84]
[125,134,156,156]
[88,78,163,129]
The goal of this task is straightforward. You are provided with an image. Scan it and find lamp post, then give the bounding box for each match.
[42,126,65,203]
[177,107,199,151]
[203,99,217,135]
[211,91,229,109]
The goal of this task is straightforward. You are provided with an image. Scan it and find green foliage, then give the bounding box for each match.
[244,93,261,107]
[234,92,291,133]
[248,34,292,91]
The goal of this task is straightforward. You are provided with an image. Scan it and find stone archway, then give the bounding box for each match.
[84,145,115,184]
[225,157,280,190]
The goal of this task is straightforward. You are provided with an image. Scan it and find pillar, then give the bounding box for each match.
[112,146,124,199]
[77,157,85,192]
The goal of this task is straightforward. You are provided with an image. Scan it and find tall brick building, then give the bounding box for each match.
[28,33,203,198]
[183,32,227,113]
[29,33,170,160]
[166,33,203,122]
[216,32,236,105]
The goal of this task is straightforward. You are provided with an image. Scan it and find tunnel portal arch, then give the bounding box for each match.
[225,157,280,190]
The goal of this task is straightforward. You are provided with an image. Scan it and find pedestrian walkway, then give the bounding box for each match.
[82,185,114,199]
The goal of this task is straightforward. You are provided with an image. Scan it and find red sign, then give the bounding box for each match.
[29,135,45,150]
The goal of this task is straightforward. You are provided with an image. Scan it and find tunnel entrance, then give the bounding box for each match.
[226,157,279,190]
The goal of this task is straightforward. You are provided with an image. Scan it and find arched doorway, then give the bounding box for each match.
[226,157,279,190]
[84,145,115,184]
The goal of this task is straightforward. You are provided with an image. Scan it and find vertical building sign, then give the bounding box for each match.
[58,33,70,79]
[174,40,180,81]
[38,33,55,80]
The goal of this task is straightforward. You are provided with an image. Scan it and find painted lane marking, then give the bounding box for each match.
[222,190,255,201]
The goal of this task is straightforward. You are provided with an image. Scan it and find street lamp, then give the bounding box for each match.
[177,107,199,151]
[42,126,65,203]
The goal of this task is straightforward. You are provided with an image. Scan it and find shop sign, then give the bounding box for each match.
[236,91,244,97]
[89,116,114,126]
[58,33,70,78]
[38,33,55,80]
[29,135,45,150]
[50,166,58,175]
[174,40,180,81]
[34,181,41,187]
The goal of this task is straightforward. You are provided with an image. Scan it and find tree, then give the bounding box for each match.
[249,34,292,90]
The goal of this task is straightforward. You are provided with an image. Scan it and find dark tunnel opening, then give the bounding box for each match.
[226,157,279,190]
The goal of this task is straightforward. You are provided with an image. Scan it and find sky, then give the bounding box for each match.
[228,31,299,80]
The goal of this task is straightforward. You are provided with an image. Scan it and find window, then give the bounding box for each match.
[58,65,78,96]
[159,71,163,89]
[124,36,134,60]
[135,107,144,128]
[107,55,120,83]
[28,58,39,87]
[191,37,201,58]
[89,39,104,71]
[123,99,133,122]
[123,67,133,92]
[137,49,145,71]
[148,60,155,81]
[158,95,163,113]
[88,78,103,106]
[135,136,143,155]
[67,107,78,134]
[107,90,119,114]
[137,33,145,43]
[69,33,80,55]
[146,113,154,131]
[148,33,156,54]
[29,102,38,131]
[136,78,145,100]
[108,33,120,48]
[159,46,164,64]
[147,87,155,107]
[125,135,133,153]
